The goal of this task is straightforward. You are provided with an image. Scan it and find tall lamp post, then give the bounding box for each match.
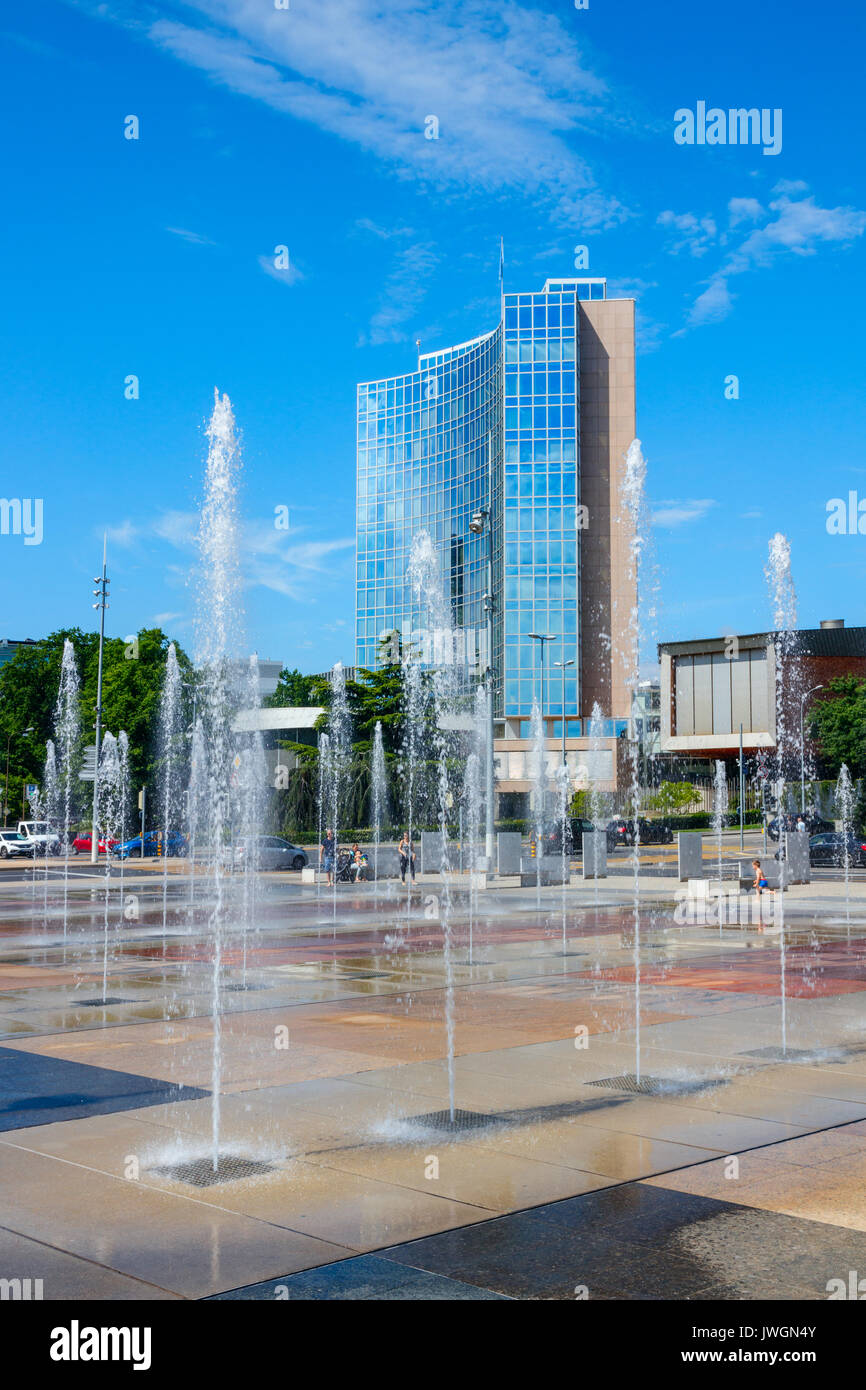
[3,727,34,823]
[799,684,823,813]
[528,632,558,738]
[469,440,497,864]
[556,658,575,772]
[90,536,110,864]
[529,633,557,834]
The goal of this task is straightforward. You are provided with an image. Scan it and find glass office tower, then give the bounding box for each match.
[502,281,579,718]
[355,276,628,723]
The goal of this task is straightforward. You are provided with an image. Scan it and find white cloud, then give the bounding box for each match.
[685,278,733,328]
[246,535,355,598]
[772,179,809,196]
[657,210,717,257]
[651,498,718,528]
[727,193,866,271]
[106,519,139,547]
[727,197,763,228]
[107,503,354,603]
[682,187,866,329]
[153,510,198,547]
[257,253,304,287]
[358,241,440,346]
[166,226,216,246]
[74,0,632,228]
[355,218,414,241]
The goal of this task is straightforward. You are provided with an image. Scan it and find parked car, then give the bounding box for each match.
[110,831,189,860]
[767,813,833,842]
[0,829,31,859]
[606,817,674,847]
[801,832,866,868]
[15,820,61,856]
[71,834,118,856]
[233,835,308,871]
[543,817,599,856]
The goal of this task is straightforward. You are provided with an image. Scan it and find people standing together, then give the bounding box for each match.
[318,830,415,885]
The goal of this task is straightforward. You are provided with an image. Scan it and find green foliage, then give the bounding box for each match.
[345,662,406,754]
[648,780,700,815]
[809,676,866,779]
[0,627,191,820]
[266,667,319,709]
[663,810,763,831]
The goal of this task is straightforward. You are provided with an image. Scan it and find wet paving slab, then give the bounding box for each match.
[1,874,866,1296]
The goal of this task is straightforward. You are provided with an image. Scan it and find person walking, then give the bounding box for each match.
[751,857,774,932]
[321,828,336,886]
[398,832,416,883]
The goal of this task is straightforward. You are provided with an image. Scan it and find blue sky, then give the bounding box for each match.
[2,0,864,674]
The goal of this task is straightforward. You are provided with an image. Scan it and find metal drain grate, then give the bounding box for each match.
[78,997,134,1007]
[742,1046,824,1062]
[409,1109,508,1133]
[222,983,271,993]
[151,1155,276,1187]
[587,1073,724,1096]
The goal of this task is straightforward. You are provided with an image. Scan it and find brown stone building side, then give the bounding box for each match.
[578,297,636,722]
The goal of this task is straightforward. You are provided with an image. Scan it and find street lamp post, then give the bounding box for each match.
[528,634,558,734]
[182,678,200,884]
[799,684,823,813]
[528,633,558,836]
[90,536,110,865]
[3,735,12,824]
[3,727,34,824]
[469,450,496,864]
[553,659,575,771]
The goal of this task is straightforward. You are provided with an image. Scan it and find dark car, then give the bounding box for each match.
[805,832,866,868]
[767,813,833,842]
[543,817,599,856]
[606,817,673,848]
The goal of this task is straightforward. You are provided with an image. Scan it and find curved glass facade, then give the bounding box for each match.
[355,276,626,722]
[355,327,502,693]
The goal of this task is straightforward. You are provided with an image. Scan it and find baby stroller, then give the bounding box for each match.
[335,849,355,883]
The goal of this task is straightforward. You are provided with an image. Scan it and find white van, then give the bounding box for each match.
[16,821,61,856]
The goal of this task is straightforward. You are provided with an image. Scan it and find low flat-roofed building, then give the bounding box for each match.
[0,638,38,668]
[659,619,866,759]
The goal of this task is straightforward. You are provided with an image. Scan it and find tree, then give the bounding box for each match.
[809,676,866,779]
[0,627,192,821]
[345,662,406,753]
[648,781,700,815]
[266,667,318,709]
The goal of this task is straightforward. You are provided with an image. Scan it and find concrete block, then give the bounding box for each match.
[783,832,811,885]
[581,831,607,879]
[497,832,523,875]
[519,856,568,886]
[678,833,703,882]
